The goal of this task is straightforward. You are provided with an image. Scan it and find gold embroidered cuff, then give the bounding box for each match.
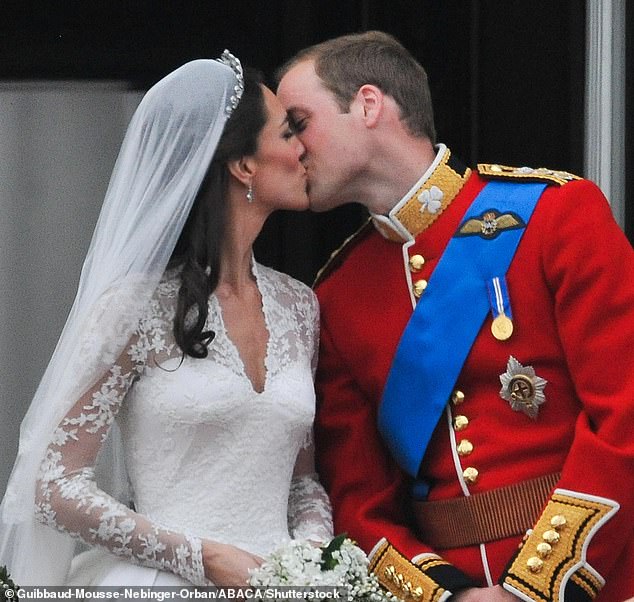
[368,539,475,601]
[501,489,619,602]
[368,539,448,602]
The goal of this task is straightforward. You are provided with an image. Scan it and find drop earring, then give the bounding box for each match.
[246,183,254,203]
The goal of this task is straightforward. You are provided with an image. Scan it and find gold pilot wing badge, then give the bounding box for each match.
[499,356,548,419]
[456,209,525,240]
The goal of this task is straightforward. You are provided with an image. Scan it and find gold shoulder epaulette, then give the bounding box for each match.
[313,218,373,289]
[478,163,582,186]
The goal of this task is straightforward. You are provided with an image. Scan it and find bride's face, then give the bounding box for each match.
[249,86,309,211]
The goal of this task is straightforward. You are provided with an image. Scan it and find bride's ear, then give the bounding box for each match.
[227,156,256,187]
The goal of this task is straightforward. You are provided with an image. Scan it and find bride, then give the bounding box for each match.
[0,52,332,586]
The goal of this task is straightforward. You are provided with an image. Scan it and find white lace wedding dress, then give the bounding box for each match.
[33,261,333,586]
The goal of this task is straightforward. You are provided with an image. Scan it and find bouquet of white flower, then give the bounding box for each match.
[248,535,393,601]
[0,565,21,601]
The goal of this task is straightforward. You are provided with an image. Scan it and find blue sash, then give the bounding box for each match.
[378,181,546,480]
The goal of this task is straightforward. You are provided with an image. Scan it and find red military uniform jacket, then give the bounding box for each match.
[314,146,634,601]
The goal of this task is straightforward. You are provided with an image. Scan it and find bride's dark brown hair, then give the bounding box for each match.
[168,68,266,358]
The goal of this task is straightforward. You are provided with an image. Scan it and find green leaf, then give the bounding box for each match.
[320,533,348,571]
[0,565,19,594]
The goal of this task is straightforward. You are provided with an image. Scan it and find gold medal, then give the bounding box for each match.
[491,313,513,340]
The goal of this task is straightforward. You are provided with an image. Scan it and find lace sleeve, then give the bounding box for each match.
[287,445,333,544]
[34,330,206,585]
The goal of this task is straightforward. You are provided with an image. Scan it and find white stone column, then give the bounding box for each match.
[585,0,626,227]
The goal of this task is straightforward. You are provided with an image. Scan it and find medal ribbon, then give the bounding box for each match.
[487,276,513,320]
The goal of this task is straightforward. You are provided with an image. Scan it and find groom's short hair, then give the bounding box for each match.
[276,30,436,143]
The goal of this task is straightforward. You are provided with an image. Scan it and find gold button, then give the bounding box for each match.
[453,415,469,431]
[550,515,567,530]
[451,390,465,405]
[409,254,425,272]
[543,530,560,544]
[413,279,428,298]
[536,542,552,558]
[527,557,544,573]
[463,467,479,484]
[457,439,473,456]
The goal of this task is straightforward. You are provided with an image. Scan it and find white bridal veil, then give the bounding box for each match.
[0,52,244,584]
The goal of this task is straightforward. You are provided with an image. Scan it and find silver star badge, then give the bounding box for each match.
[499,356,547,419]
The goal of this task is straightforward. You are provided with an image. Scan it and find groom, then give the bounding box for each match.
[277,31,634,601]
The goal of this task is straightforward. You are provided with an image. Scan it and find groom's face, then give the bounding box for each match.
[278,60,362,212]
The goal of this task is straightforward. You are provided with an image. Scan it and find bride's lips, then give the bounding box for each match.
[301,169,311,194]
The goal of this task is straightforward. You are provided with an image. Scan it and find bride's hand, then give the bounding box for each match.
[201,540,264,586]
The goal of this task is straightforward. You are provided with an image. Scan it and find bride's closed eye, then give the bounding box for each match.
[288,115,307,133]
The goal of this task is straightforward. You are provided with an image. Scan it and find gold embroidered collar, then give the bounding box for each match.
[371,145,471,242]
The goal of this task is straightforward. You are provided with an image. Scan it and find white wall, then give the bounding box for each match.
[0,82,143,497]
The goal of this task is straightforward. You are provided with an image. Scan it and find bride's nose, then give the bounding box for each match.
[295,138,306,161]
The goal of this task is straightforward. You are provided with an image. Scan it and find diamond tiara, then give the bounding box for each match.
[217,49,244,116]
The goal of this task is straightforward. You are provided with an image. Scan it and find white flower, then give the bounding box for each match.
[175,543,191,565]
[90,517,118,541]
[417,185,443,214]
[37,449,65,482]
[139,532,167,559]
[249,537,392,601]
[34,501,57,526]
[50,426,78,446]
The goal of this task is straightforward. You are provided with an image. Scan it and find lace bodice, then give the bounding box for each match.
[35,262,333,585]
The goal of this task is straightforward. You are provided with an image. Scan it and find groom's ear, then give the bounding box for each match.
[227,156,256,186]
[353,84,384,128]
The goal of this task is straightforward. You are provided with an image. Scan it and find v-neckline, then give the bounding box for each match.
[212,260,271,395]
